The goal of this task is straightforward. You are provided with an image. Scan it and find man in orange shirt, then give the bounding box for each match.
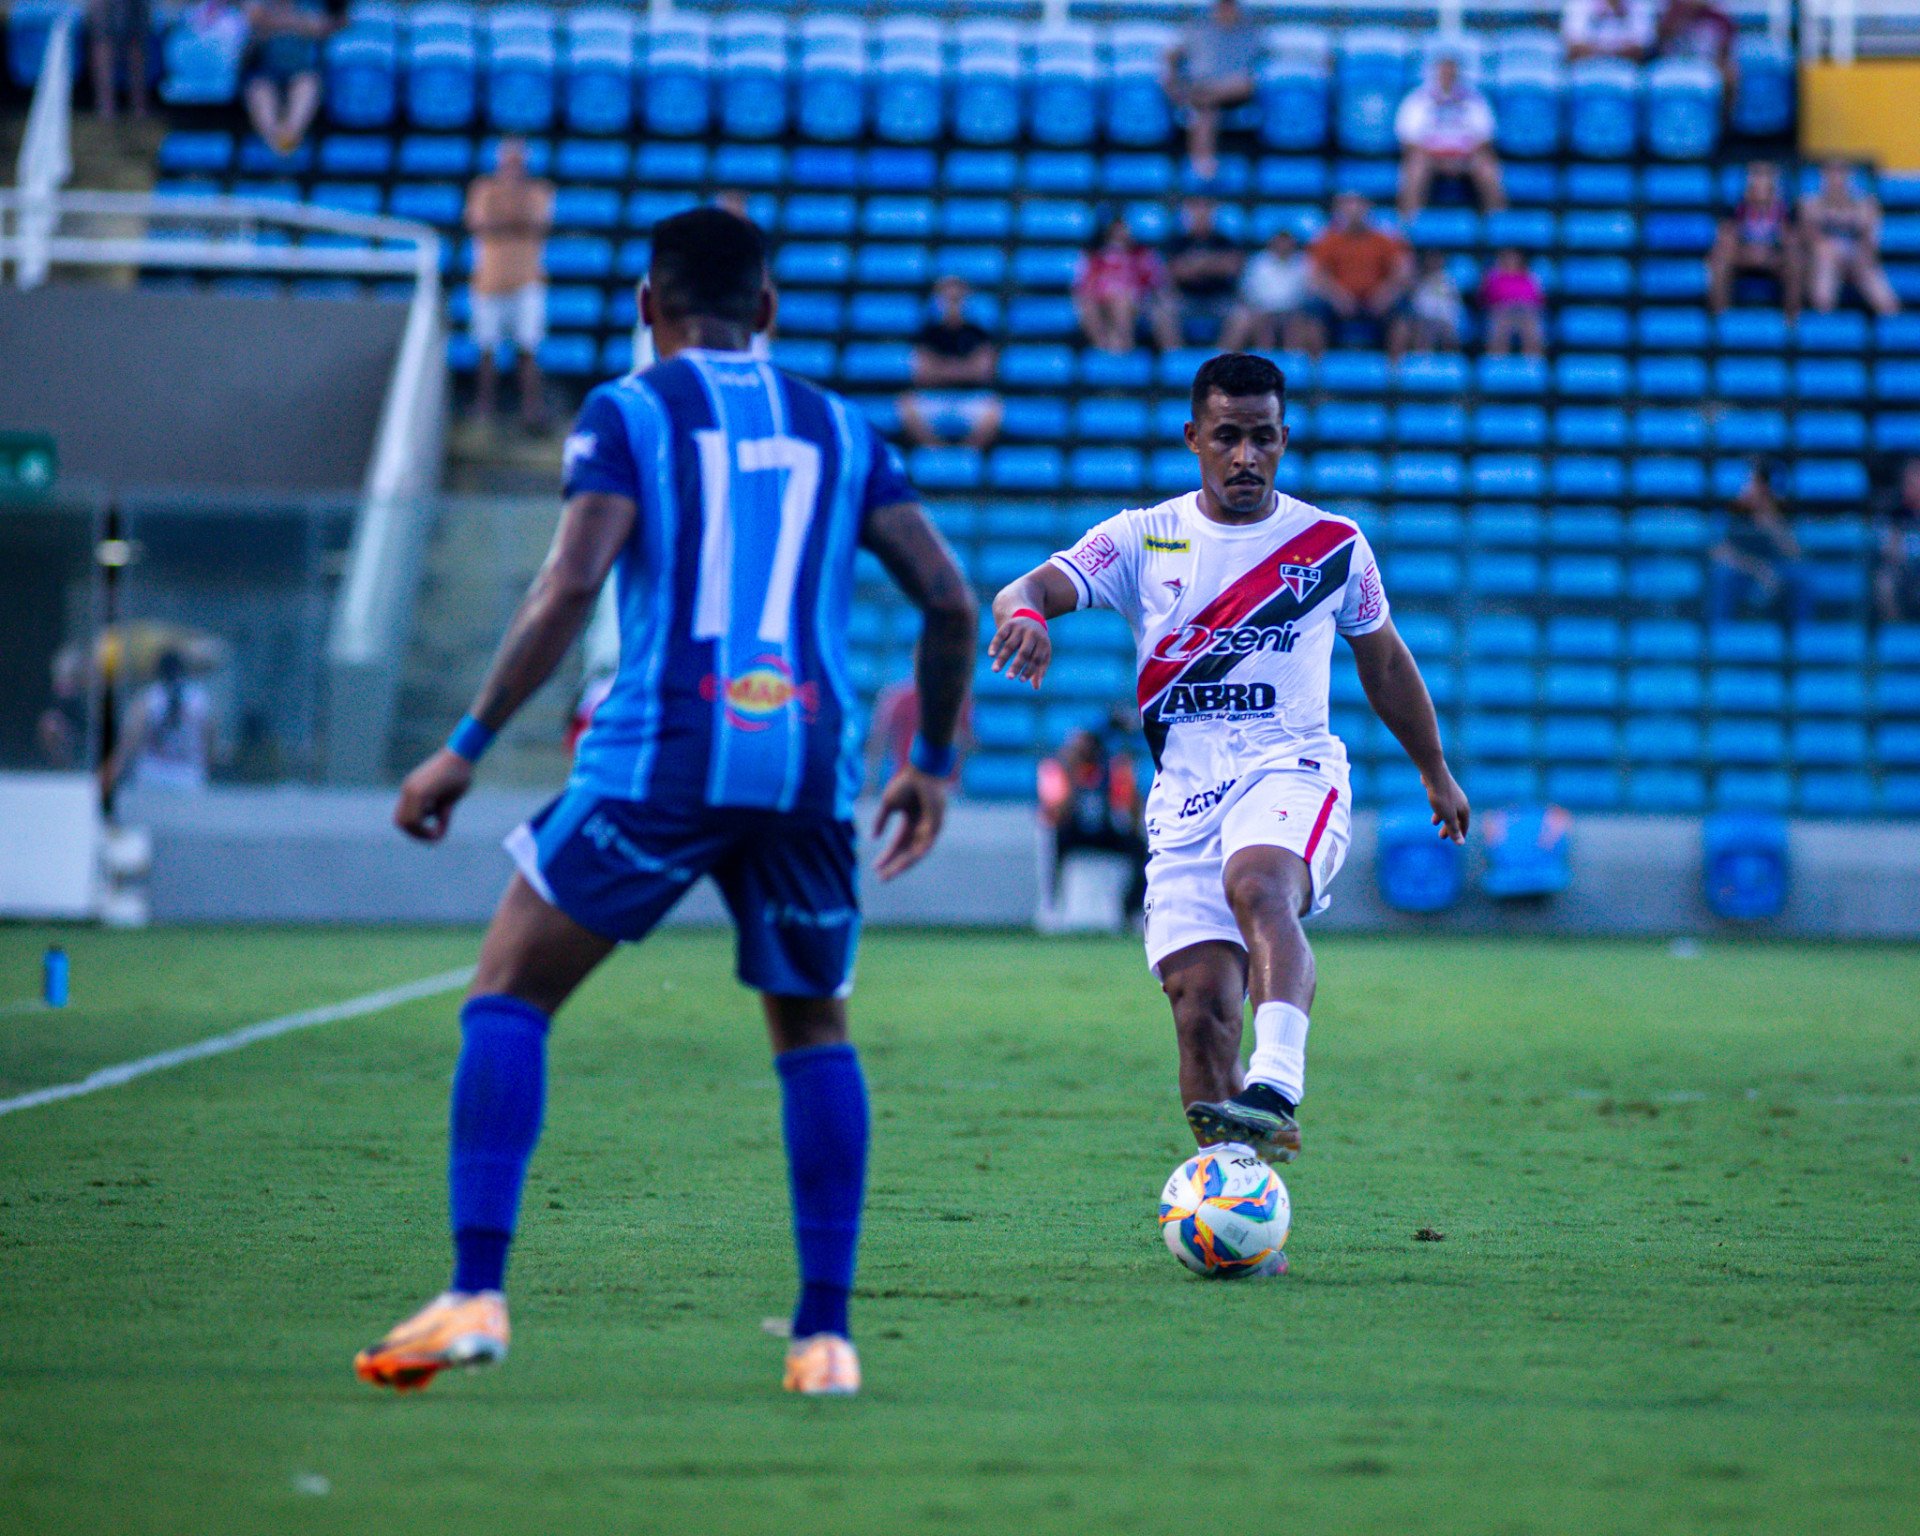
[465,139,556,430]
[1299,193,1416,360]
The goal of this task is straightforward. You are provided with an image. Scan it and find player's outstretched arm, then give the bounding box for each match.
[394,491,637,842]
[987,563,1080,688]
[860,501,978,879]
[1347,619,1471,844]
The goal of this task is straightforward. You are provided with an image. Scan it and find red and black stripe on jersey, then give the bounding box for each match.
[1135,519,1359,768]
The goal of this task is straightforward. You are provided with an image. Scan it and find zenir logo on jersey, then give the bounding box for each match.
[1150,620,1301,664]
[1144,535,1191,554]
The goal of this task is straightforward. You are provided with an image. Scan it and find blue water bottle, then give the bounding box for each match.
[43,946,69,1008]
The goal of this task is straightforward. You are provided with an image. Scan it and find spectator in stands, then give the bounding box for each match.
[100,650,216,796]
[1165,197,1245,348]
[1221,229,1311,351]
[241,0,342,157]
[1038,728,1146,925]
[1656,0,1737,94]
[897,277,1003,450]
[1802,160,1901,318]
[1709,161,1802,320]
[1395,54,1506,223]
[1300,193,1416,360]
[1408,252,1467,352]
[1479,246,1548,357]
[1875,458,1920,623]
[1561,0,1657,61]
[465,139,555,432]
[1073,214,1175,354]
[87,0,151,122]
[1161,0,1259,182]
[1710,460,1811,622]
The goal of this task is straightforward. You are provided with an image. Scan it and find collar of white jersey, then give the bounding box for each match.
[1178,489,1308,540]
[676,346,763,363]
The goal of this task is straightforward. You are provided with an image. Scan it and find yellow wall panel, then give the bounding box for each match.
[1802,62,1920,171]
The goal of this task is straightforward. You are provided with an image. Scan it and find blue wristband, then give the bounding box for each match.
[447,714,496,764]
[909,735,957,778]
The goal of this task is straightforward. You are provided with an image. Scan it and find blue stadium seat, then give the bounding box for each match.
[1486,208,1556,251]
[1318,401,1388,443]
[1791,668,1867,716]
[1713,355,1789,401]
[564,15,635,135]
[935,244,1007,288]
[536,334,596,375]
[721,40,789,142]
[1494,59,1564,159]
[388,181,460,224]
[1031,30,1100,148]
[1466,614,1540,659]
[1793,720,1867,767]
[635,141,708,185]
[840,341,913,386]
[989,446,1065,492]
[797,21,864,142]
[1710,621,1785,664]
[1472,405,1547,447]
[1793,621,1869,665]
[1001,398,1069,442]
[1708,719,1786,767]
[1547,614,1622,659]
[954,42,1021,148]
[770,338,836,379]
[1308,451,1385,497]
[1546,764,1622,810]
[311,182,382,215]
[1463,713,1539,761]
[1625,715,1702,763]
[1470,455,1545,498]
[541,235,611,279]
[1633,408,1705,451]
[1335,28,1410,156]
[1791,411,1866,453]
[1548,554,1625,601]
[1635,356,1706,401]
[1628,767,1706,810]
[1396,402,1467,445]
[1390,505,1464,546]
[553,186,618,228]
[1010,245,1081,290]
[1797,311,1868,352]
[1000,344,1074,389]
[1881,723,1920,767]
[1068,446,1143,493]
[909,445,982,491]
[627,189,700,230]
[1646,57,1720,160]
[1543,721,1620,768]
[1713,408,1787,453]
[1071,397,1148,441]
[1319,352,1392,395]
[782,194,856,237]
[1260,52,1332,152]
[1710,667,1786,713]
[1557,306,1630,350]
[1551,457,1623,498]
[1476,356,1548,396]
[1792,459,1869,503]
[555,139,628,182]
[1543,663,1619,710]
[1797,772,1874,817]
[1627,617,1703,664]
[776,242,851,285]
[1396,354,1469,396]
[1631,458,1707,501]
[1554,406,1626,449]
[939,198,1013,241]
[1796,358,1869,401]
[407,36,479,130]
[1391,453,1464,497]
[775,291,843,336]
[1627,667,1703,712]
[1730,35,1793,137]
[1381,551,1461,599]
[1568,58,1638,158]
[1876,314,1920,353]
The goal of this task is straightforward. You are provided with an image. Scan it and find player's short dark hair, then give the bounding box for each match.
[1190,352,1287,422]
[648,207,768,326]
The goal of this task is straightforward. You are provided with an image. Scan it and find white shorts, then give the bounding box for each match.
[470,283,547,353]
[1142,767,1352,975]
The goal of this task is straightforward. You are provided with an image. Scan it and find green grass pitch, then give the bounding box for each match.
[0,924,1917,1535]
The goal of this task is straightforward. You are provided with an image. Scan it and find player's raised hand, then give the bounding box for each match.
[394,749,474,843]
[1425,769,1471,844]
[988,613,1052,689]
[872,765,947,881]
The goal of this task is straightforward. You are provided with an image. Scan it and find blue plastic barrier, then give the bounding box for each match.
[1376,806,1468,913]
[1481,803,1573,898]
[1702,812,1789,920]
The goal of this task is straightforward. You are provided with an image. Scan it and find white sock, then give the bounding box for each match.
[1246,1001,1310,1106]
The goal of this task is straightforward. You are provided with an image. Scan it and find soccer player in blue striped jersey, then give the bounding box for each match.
[355,208,976,1398]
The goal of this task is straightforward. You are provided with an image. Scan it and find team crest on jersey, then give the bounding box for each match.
[1144,535,1191,554]
[700,654,820,731]
[1275,563,1323,600]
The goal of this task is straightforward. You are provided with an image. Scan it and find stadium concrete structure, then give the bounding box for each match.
[6,0,1920,930]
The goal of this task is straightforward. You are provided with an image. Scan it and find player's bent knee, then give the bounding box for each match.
[1223,851,1313,929]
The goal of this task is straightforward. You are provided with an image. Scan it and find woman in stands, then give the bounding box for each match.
[1708,161,1802,320]
[241,0,343,157]
[1801,160,1902,318]
[1072,214,1177,354]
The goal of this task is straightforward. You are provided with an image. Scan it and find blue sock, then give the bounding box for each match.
[448,994,549,1294]
[776,1042,868,1341]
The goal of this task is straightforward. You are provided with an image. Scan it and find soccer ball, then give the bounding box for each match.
[1158,1148,1290,1278]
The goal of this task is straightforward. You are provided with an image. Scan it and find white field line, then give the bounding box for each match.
[0,966,473,1119]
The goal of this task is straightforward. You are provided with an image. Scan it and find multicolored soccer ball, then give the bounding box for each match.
[1159,1149,1290,1277]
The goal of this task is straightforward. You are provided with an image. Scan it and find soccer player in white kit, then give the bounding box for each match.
[988,354,1469,1161]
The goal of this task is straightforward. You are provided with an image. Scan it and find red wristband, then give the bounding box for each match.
[1011,607,1048,628]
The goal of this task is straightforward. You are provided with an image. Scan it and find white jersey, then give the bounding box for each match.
[1050,491,1389,849]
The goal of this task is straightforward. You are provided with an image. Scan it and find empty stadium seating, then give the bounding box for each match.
[125,3,1920,817]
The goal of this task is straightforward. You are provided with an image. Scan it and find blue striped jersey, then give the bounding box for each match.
[561,348,914,818]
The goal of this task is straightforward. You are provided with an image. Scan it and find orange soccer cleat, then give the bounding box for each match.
[353,1291,510,1392]
[782,1334,861,1397]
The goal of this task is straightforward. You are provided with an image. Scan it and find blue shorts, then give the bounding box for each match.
[506,789,860,998]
